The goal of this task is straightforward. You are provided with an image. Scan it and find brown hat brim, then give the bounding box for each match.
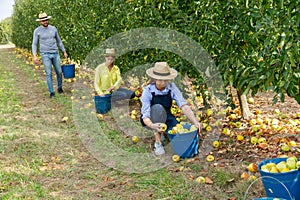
[146,67,177,80]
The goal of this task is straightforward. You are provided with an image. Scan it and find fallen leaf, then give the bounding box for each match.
[205,176,213,184]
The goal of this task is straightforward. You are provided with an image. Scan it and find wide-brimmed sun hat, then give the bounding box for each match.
[104,48,117,57]
[146,62,178,80]
[36,12,51,21]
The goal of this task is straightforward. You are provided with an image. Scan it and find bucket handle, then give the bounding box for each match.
[243,175,294,200]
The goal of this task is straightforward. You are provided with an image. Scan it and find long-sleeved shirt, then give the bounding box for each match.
[94,63,123,95]
[141,82,187,119]
[32,25,66,56]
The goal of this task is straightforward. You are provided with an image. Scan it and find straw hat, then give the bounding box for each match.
[104,48,117,57]
[36,12,51,21]
[146,62,177,80]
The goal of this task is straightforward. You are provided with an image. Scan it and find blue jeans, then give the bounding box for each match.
[41,53,62,94]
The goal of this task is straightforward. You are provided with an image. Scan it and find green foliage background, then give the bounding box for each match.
[11,0,300,102]
[0,18,12,44]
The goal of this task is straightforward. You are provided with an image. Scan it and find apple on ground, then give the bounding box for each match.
[274,109,280,114]
[258,137,267,144]
[235,122,242,128]
[132,136,139,143]
[213,141,220,148]
[206,155,215,162]
[247,163,258,172]
[248,175,257,181]
[281,144,290,152]
[250,136,258,144]
[247,97,254,104]
[222,128,230,135]
[195,176,206,183]
[236,135,244,141]
[255,109,262,115]
[172,155,180,162]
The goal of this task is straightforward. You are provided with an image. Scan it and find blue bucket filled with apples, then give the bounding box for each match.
[257,157,300,200]
[167,123,199,158]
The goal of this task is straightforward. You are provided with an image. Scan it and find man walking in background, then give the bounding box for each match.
[32,12,68,98]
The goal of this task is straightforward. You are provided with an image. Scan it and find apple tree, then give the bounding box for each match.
[10,0,300,119]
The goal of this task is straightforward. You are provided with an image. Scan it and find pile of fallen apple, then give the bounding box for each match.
[167,122,198,135]
[260,156,300,173]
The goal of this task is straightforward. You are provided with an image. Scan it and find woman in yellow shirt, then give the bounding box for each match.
[94,49,122,96]
[94,48,134,113]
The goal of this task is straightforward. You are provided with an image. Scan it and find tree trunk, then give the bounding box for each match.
[237,90,252,120]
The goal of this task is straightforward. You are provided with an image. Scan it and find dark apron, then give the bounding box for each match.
[140,90,178,131]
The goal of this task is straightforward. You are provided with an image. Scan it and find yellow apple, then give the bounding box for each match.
[274,109,280,114]
[134,90,142,97]
[258,137,267,144]
[171,127,178,134]
[222,128,230,135]
[130,114,137,120]
[250,136,258,144]
[256,117,264,125]
[260,165,269,172]
[159,123,167,131]
[281,145,290,152]
[249,119,257,126]
[236,135,244,141]
[247,163,258,172]
[131,110,138,115]
[247,97,254,104]
[132,136,139,143]
[97,114,104,119]
[195,176,206,183]
[207,109,213,117]
[172,155,180,162]
[206,155,215,162]
[235,122,242,128]
[190,125,198,131]
[213,141,220,148]
[229,114,237,120]
[62,116,69,122]
[248,175,257,181]
[205,125,212,132]
[255,109,262,115]
[269,166,279,173]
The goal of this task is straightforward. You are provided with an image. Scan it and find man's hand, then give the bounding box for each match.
[33,56,41,65]
[64,51,68,59]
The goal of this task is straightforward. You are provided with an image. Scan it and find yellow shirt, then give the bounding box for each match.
[94,63,122,95]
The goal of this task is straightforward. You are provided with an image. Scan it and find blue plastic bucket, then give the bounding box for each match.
[94,95,111,114]
[258,158,300,200]
[62,64,75,78]
[167,123,198,158]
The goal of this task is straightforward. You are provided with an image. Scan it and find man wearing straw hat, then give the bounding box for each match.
[140,62,202,156]
[32,12,68,98]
